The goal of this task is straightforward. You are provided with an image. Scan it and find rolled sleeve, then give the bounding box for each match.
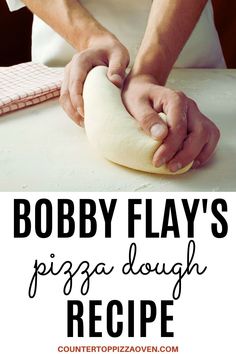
[5,0,25,11]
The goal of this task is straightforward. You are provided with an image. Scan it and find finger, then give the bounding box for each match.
[69,54,93,116]
[107,49,129,88]
[192,127,220,168]
[152,91,188,167]
[142,112,169,141]
[60,90,84,126]
[60,65,83,125]
[167,132,206,172]
[60,69,84,126]
[60,63,70,97]
[132,99,168,141]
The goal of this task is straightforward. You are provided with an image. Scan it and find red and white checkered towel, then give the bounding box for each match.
[0,62,63,116]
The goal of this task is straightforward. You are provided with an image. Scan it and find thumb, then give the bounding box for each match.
[107,50,128,88]
[139,110,168,141]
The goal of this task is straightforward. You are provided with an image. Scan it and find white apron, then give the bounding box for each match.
[6,0,226,68]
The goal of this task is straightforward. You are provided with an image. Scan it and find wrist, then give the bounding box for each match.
[132,43,172,85]
[133,31,176,85]
[125,72,158,87]
[87,30,120,50]
[72,21,112,51]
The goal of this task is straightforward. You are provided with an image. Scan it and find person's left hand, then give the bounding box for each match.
[59,34,129,127]
[122,73,220,171]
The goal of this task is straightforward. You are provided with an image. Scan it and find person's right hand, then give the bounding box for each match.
[122,73,220,171]
[60,34,130,126]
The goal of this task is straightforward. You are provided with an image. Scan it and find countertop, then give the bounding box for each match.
[0,69,235,191]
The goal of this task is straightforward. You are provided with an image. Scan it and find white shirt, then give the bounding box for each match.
[6,0,226,68]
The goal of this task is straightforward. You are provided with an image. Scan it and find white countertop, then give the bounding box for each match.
[0,69,235,191]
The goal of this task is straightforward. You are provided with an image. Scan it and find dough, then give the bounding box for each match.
[83,66,192,175]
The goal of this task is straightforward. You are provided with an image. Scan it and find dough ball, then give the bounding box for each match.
[83,66,192,175]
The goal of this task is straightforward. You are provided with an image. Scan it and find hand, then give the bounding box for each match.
[60,34,130,126]
[122,74,220,171]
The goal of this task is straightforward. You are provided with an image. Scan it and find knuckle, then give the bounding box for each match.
[109,64,123,74]
[119,43,129,54]
[73,51,91,65]
[189,98,198,110]
[200,128,208,141]
[175,90,186,98]
[173,122,187,136]
[162,87,173,98]
[205,118,220,142]
[123,52,130,66]
[70,78,83,91]
[213,124,221,141]
[195,119,208,138]
[195,122,204,135]
[59,91,69,105]
[172,90,186,103]
[164,90,188,111]
[140,113,159,131]
[111,47,129,66]
[119,47,129,62]
[72,52,81,63]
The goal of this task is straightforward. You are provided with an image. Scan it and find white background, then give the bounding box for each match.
[0,192,235,354]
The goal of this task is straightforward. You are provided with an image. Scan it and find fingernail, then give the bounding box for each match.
[150,124,166,139]
[154,158,166,168]
[77,106,84,117]
[169,162,182,172]
[110,74,123,87]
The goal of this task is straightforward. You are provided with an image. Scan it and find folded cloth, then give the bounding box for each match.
[0,62,63,116]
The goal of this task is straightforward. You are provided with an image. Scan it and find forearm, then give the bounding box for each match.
[22,0,112,51]
[132,0,208,85]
